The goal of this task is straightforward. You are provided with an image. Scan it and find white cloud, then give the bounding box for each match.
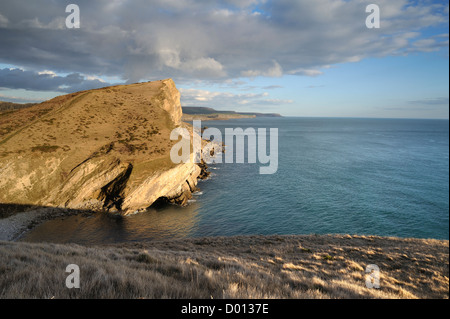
[18,17,65,30]
[288,68,323,77]
[242,61,283,78]
[182,57,226,77]
[159,49,181,69]
[411,36,449,53]
[180,87,293,108]
[85,75,106,83]
[38,70,57,77]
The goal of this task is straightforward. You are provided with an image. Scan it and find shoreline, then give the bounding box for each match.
[0,207,94,242]
[2,202,449,243]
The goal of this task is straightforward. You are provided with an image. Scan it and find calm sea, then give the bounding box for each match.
[21,117,449,244]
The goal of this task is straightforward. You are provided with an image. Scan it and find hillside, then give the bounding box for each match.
[0,79,205,216]
[1,234,448,299]
[0,101,36,113]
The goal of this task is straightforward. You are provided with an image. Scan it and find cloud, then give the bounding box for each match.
[0,68,113,93]
[262,85,283,90]
[0,0,448,89]
[409,97,449,106]
[306,85,325,89]
[242,61,283,78]
[224,0,263,9]
[180,88,293,109]
[288,68,324,77]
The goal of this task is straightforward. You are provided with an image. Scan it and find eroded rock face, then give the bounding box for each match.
[0,79,205,216]
[157,79,183,127]
[122,159,202,213]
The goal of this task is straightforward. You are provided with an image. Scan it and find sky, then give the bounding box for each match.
[0,0,448,119]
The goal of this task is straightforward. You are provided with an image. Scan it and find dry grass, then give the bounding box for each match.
[0,101,36,113]
[0,235,448,299]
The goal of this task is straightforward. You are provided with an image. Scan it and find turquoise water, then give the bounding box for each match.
[21,117,449,244]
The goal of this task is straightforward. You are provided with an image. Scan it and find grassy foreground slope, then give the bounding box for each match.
[1,235,448,299]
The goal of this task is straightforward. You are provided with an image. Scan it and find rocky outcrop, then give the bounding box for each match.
[122,159,201,213]
[156,80,183,126]
[0,79,208,216]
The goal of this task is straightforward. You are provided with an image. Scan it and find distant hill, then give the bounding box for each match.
[182,106,282,118]
[0,101,36,113]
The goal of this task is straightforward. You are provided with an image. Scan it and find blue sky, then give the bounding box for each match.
[0,0,448,119]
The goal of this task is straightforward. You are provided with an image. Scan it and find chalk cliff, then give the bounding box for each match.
[0,79,206,216]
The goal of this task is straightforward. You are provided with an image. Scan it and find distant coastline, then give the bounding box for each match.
[182,106,282,121]
[0,101,37,113]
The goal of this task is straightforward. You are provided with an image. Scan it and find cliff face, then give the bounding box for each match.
[0,79,204,216]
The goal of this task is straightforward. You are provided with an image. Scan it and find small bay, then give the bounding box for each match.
[21,117,449,244]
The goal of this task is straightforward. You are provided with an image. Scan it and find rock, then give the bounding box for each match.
[198,160,211,180]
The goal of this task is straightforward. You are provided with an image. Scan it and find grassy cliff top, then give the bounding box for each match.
[0,80,178,168]
[1,234,448,299]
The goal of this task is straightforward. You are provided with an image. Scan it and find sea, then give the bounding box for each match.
[21,117,449,244]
